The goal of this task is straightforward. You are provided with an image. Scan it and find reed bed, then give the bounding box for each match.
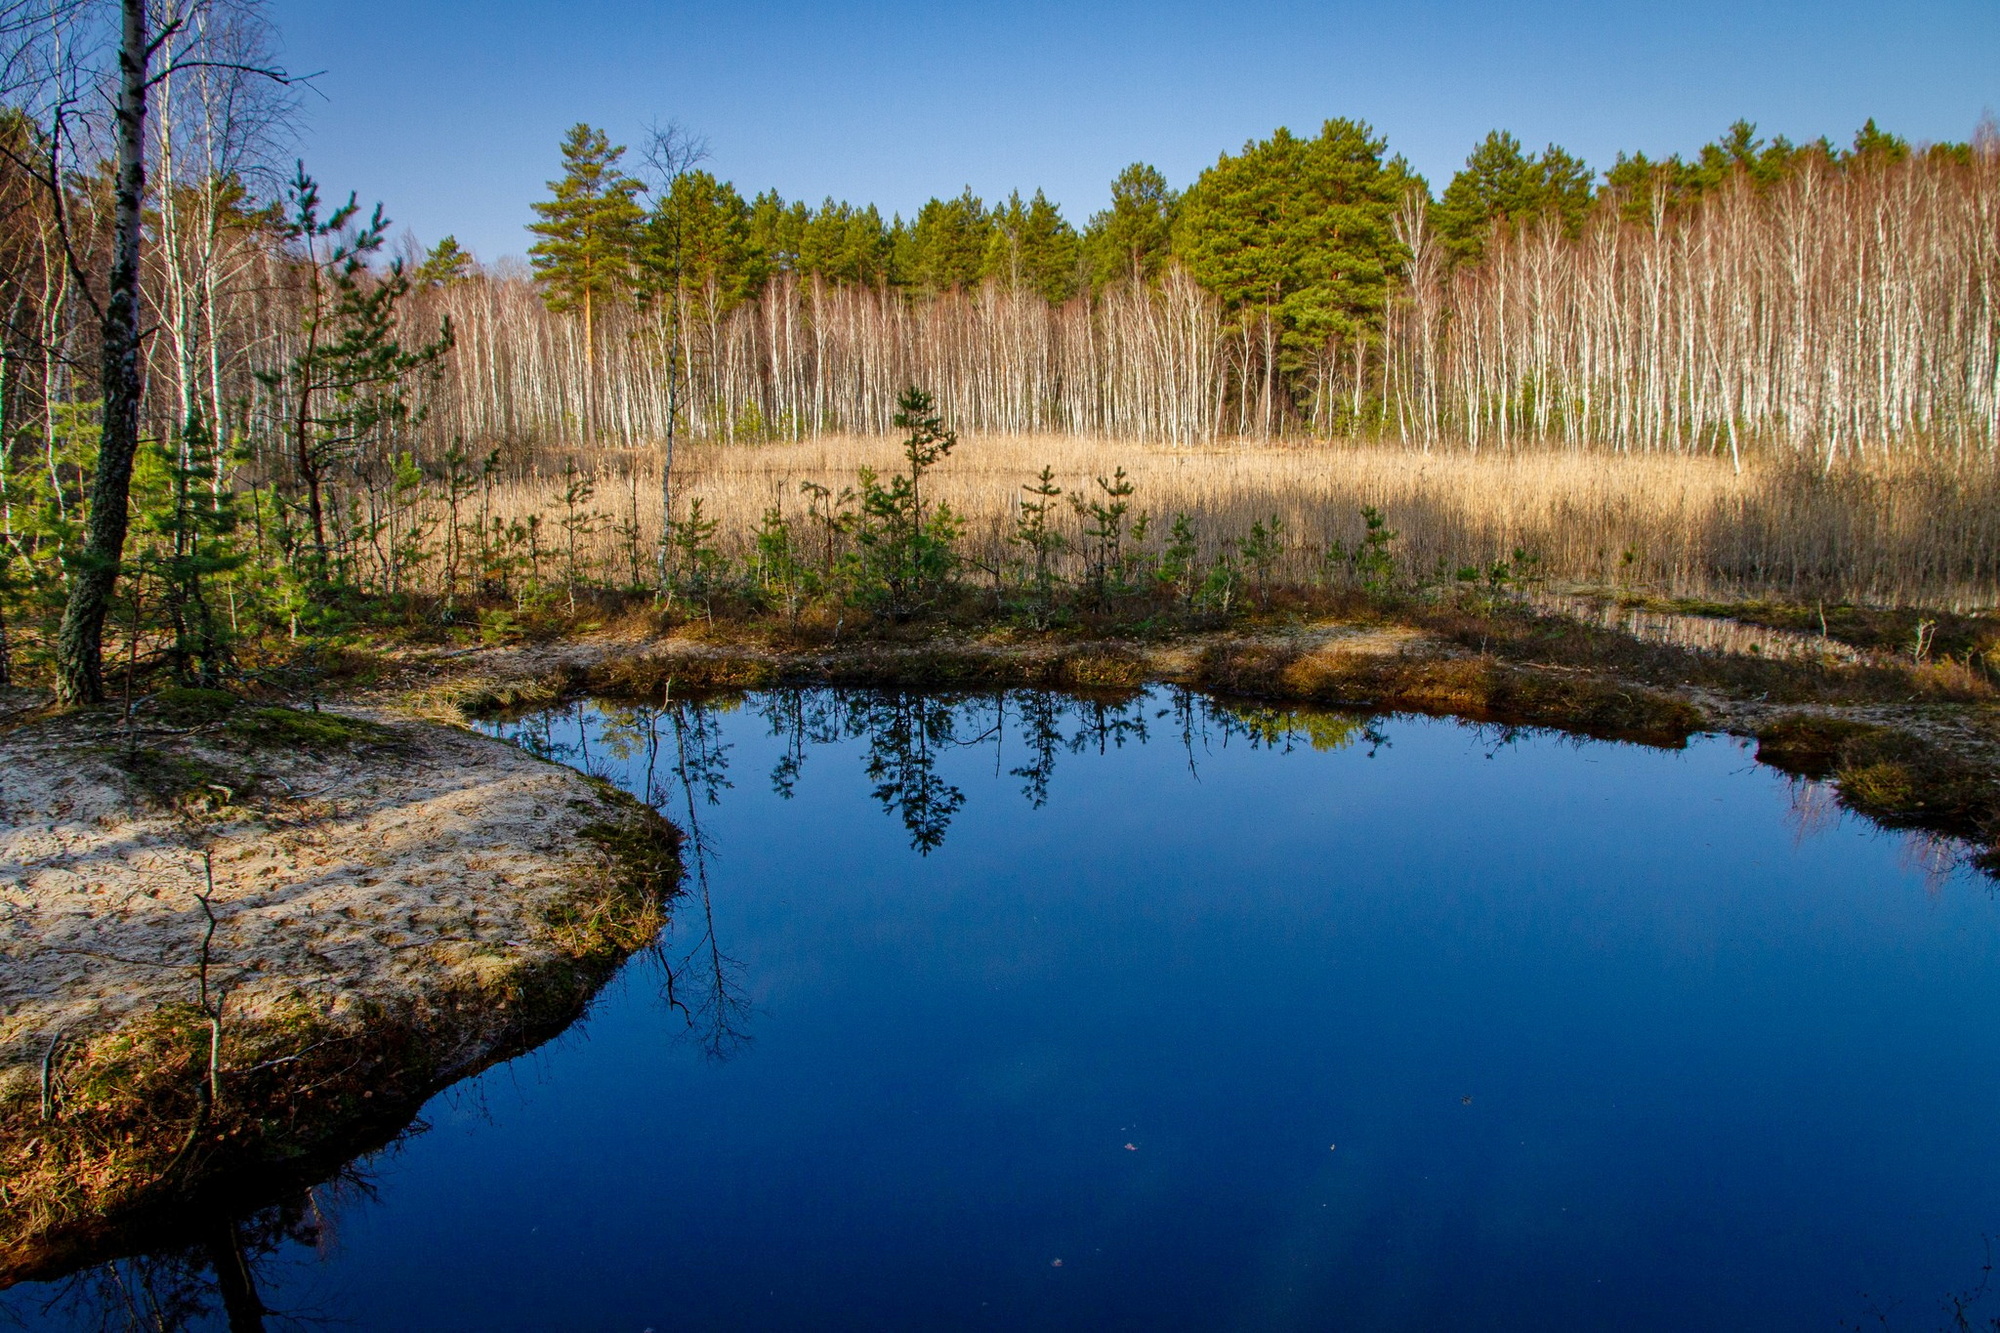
[486,435,2000,609]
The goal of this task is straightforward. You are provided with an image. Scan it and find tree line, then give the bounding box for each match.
[517,113,1966,428]
[409,112,1994,454]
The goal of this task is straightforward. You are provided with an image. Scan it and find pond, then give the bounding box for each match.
[10,687,2000,1332]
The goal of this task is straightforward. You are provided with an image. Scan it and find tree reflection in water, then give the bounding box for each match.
[585,693,748,1062]
[5,1179,362,1332]
[511,687,1383,859]
[741,686,1377,843]
[851,693,967,853]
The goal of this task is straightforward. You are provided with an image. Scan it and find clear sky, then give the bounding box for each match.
[262,0,2000,263]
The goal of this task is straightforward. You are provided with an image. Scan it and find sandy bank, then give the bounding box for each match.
[0,692,678,1281]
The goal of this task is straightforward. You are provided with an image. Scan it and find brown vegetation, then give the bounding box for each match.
[479,433,2000,608]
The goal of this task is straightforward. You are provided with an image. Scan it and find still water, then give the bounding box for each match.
[12,687,2000,1331]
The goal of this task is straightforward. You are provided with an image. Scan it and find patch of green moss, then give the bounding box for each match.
[148,687,239,728]
[223,706,396,752]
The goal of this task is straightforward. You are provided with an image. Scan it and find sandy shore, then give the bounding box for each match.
[0,693,678,1281]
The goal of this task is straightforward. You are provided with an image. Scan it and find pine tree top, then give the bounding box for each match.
[528,123,645,314]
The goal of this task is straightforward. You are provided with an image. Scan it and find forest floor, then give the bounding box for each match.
[6,589,2000,1285]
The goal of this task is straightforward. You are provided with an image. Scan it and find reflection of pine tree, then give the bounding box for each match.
[1076,697,1150,753]
[758,688,845,798]
[1007,693,1151,805]
[647,698,732,807]
[765,691,807,798]
[1171,687,1211,779]
[1009,690,1067,808]
[507,707,582,766]
[855,692,966,854]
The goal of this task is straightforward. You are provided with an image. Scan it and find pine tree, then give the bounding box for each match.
[257,167,453,582]
[888,214,919,287]
[1688,121,1809,191]
[1436,131,1595,266]
[1602,122,1817,222]
[528,124,643,439]
[910,189,991,294]
[645,171,755,306]
[1849,118,1911,164]
[1085,162,1178,288]
[853,387,959,616]
[1011,465,1064,623]
[1173,119,1410,413]
[747,188,807,280]
[798,199,894,286]
[136,413,242,687]
[982,190,1080,303]
[414,235,475,288]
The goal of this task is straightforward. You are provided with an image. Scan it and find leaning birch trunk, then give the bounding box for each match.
[57,0,148,706]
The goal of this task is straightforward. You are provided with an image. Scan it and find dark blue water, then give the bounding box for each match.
[13,688,2000,1332]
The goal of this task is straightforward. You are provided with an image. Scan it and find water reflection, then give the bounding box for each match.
[655,697,750,1062]
[4,1181,358,1332]
[12,688,1996,1331]
[497,689,1392,1062]
[503,687,1383,854]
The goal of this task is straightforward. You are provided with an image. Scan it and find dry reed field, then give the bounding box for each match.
[491,435,2000,609]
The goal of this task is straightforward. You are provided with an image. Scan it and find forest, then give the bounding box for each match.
[2,0,1998,710]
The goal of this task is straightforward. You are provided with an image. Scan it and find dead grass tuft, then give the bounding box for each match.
[1755,713,2000,861]
[1193,640,1705,746]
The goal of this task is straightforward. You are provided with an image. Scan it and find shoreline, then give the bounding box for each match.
[399,608,2000,866]
[6,596,1999,1283]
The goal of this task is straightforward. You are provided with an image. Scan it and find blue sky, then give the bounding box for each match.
[264,0,2000,262]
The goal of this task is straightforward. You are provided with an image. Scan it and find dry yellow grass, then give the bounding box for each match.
[491,435,2000,609]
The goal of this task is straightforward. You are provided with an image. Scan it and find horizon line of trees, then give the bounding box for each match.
[510,114,1960,311]
[383,113,1999,457]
